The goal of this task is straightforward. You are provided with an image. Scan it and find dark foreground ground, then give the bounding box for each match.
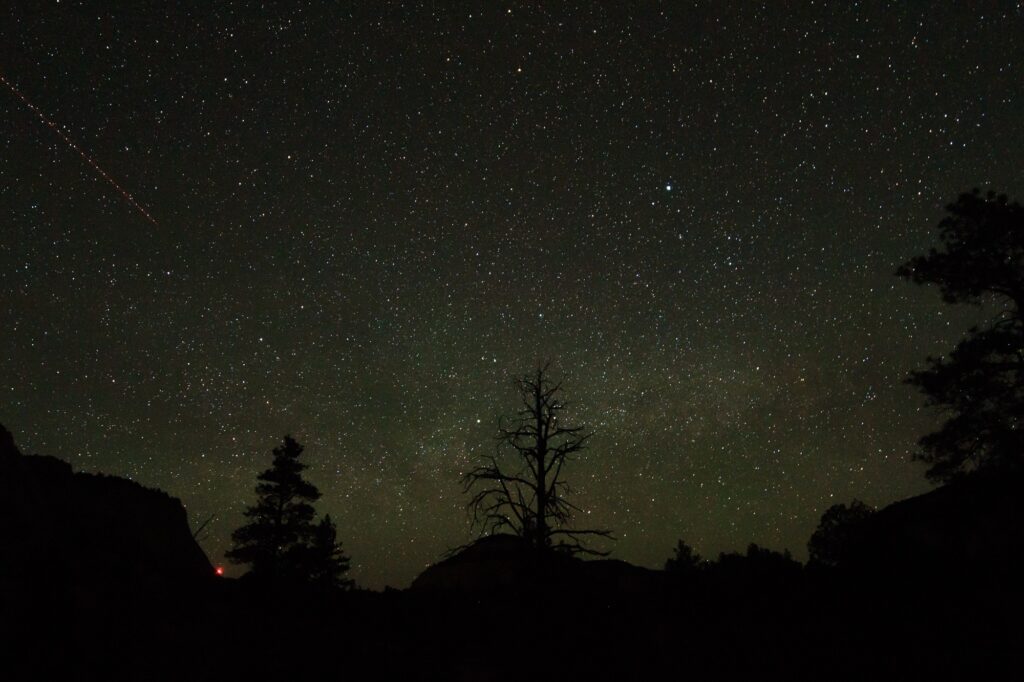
[4,566,1021,682]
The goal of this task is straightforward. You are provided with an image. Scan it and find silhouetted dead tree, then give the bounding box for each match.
[462,365,613,556]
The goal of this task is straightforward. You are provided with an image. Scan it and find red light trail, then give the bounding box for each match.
[1,71,157,226]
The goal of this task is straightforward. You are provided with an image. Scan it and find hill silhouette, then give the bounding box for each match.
[411,534,661,594]
[845,470,1024,577]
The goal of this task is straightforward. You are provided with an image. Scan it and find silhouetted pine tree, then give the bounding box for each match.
[304,514,353,589]
[898,190,1024,482]
[226,435,321,581]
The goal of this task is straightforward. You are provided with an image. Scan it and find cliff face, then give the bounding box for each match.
[0,424,213,603]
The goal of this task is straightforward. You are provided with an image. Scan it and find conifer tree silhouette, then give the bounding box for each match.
[898,190,1024,481]
[304,514,353,589]
[227,435,321,580]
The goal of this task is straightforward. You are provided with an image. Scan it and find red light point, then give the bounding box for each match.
[215,566,224,576]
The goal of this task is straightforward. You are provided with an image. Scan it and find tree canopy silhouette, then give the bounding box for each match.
[898,190,1024,482]
[303,514,354,589]
[807,499,875,569]
[227,435,351,587]
[462,365,612,556]
[710,543,803,584]
[665,538,703,573]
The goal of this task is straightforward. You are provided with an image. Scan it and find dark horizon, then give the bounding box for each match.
[2,3,1023,589]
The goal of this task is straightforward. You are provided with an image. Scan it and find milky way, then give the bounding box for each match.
[2,3,1022,588]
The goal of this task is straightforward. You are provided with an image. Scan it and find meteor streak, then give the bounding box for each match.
[1,72,157,225]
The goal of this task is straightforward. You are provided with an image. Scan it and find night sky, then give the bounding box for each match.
[2,2,1022,589]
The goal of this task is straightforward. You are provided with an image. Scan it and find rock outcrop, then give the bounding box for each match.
[0,423,214,604]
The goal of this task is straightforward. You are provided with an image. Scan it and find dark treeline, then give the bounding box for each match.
[3,190,1024,680]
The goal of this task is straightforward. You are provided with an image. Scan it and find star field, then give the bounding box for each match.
[2,2,1023,588]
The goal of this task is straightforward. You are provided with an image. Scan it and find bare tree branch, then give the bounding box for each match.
[191,513,216,542]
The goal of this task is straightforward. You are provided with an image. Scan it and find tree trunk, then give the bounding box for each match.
[534,376,547,552]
